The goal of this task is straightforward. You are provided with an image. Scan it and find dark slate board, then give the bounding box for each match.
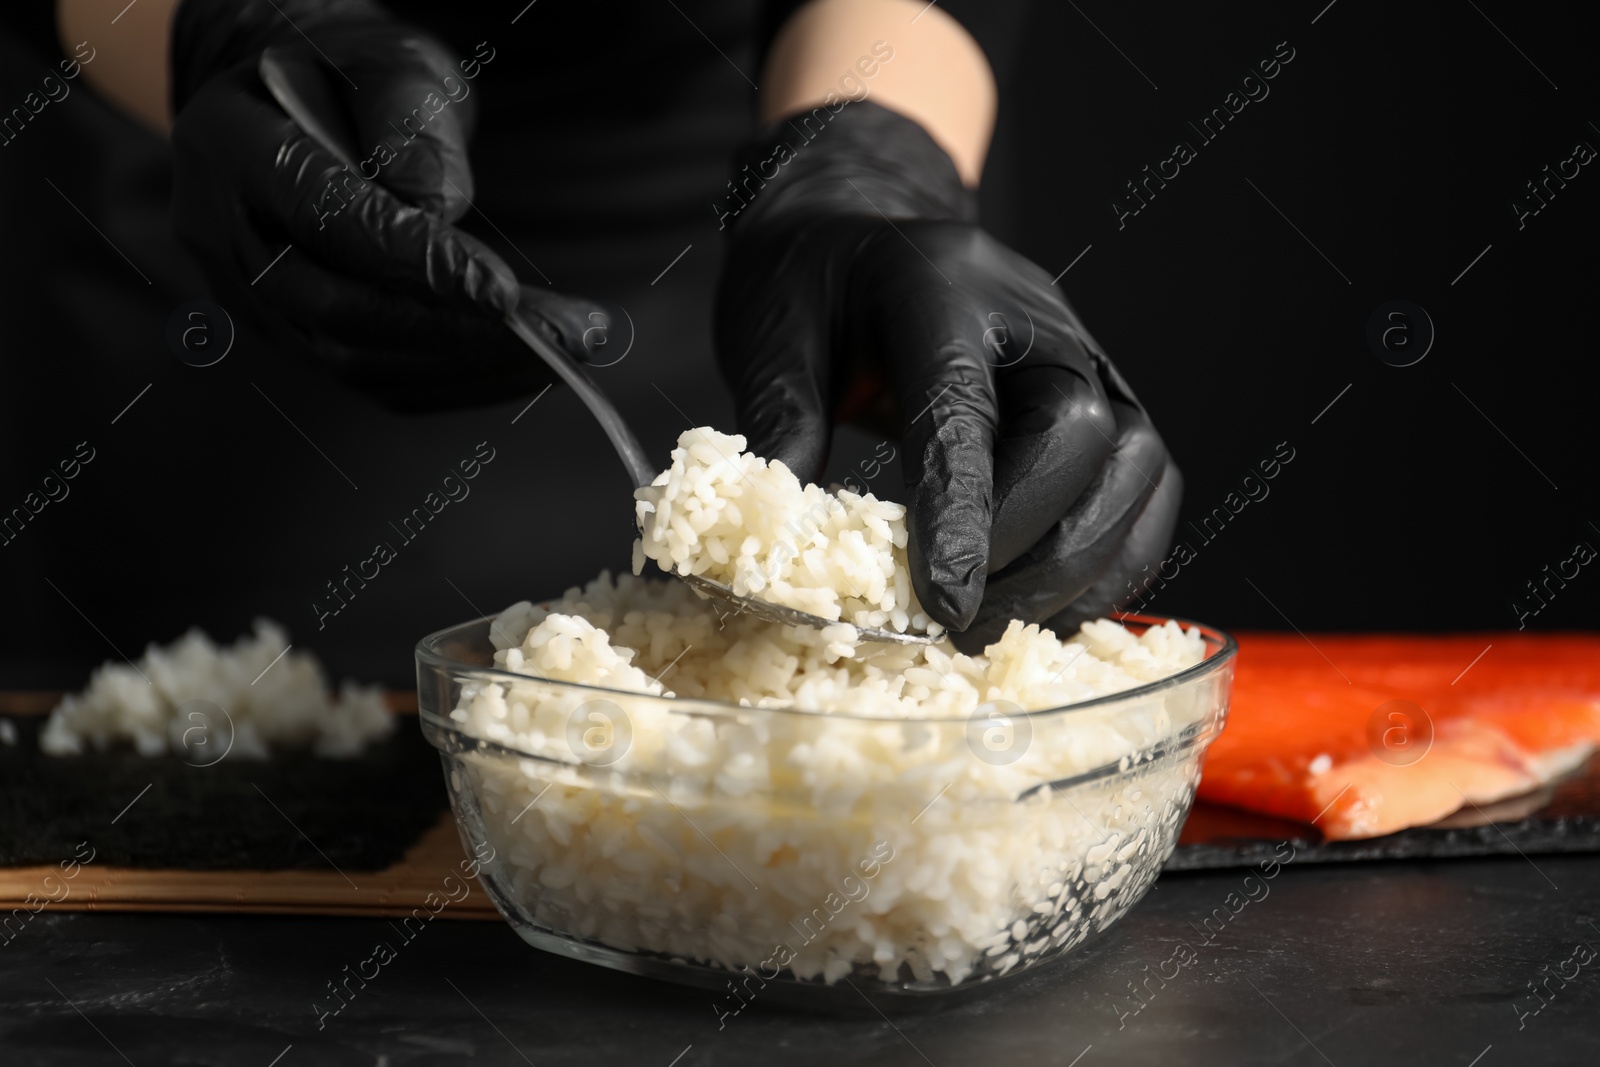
[1166,751,1600,870]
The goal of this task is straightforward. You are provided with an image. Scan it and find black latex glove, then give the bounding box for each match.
[170,0,611,410]
[715,103,1182,652]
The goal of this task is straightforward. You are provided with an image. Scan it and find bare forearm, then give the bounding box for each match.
[58,0,179,133]
[760,0,996,186]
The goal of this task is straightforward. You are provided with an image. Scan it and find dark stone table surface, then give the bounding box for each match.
[2,854,1596,1066]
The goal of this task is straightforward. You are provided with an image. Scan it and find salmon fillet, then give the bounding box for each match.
[1198,634,1600,839]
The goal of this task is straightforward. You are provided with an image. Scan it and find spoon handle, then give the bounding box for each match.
[258,48,656,490]
[502,313,655,488]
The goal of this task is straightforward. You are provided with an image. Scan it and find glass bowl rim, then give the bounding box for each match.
[415,608,1237,726]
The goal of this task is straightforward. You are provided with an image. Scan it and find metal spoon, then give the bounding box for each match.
[259,50,935,646]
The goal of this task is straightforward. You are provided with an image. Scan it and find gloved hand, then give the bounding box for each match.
[715,102,1181,651]
[169,0,612,409]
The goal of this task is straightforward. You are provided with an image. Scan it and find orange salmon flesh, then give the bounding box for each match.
[1198,634,1600,840]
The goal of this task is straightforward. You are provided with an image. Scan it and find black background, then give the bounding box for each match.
[1,0,1594,689]
[987,0,1596,640]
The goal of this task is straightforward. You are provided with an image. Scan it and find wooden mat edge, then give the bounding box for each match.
[0,813,500,919]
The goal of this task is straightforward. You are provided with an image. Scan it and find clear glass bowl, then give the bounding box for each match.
[416,611,1237,1004]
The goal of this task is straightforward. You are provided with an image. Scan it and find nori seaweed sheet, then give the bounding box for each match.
[0,717,448,871]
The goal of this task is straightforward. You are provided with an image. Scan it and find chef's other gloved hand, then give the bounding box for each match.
[715,102,1182,652]
[170,0,612,410]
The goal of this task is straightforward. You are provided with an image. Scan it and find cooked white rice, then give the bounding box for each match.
[40,620,393,759]
[450,573,1210,988]
[633,427,941,638]
[488,574,1196,715]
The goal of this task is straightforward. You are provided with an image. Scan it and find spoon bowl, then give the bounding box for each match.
[678,573,939,645]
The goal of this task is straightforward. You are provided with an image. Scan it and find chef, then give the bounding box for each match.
[4,0,1176,681]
